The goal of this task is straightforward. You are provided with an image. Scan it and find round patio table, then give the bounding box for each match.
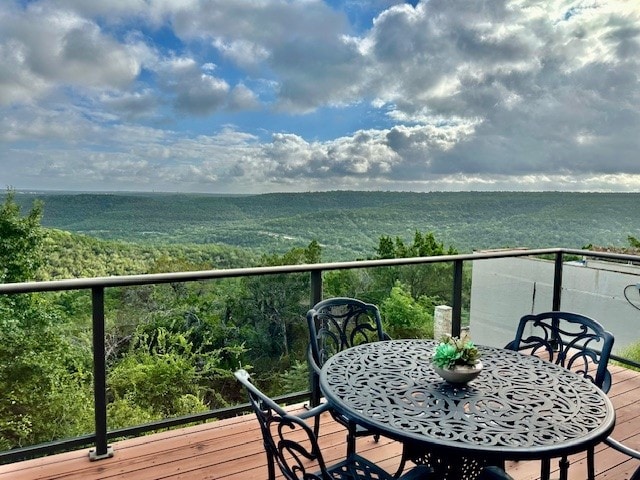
[320,339,615,480]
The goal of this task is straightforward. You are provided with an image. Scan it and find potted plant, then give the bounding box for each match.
[431,334,483,384]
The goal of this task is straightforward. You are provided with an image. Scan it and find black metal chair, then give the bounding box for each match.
[307,298,489,479]
[306,297,390,455]
[504,310,615,480]
[234,369,434,480]
[603,436,640,480]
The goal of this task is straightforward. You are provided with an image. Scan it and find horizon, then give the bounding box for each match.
[2,1,639,194]
[10,188,640,197]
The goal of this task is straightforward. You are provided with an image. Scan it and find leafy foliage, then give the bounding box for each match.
[0,193,93,448]
[615,341,640,372]
[0,190,44,283]
[380,282,435,339]
[0,193,469,450]
[279,360,310,393]
[38,228,258,280]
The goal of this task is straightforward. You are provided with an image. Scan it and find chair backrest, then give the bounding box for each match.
[506,311,615,392]
[307,297,389,370]
[234,369,329,480]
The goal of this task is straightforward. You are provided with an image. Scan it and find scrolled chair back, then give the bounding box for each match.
[307,297,389,369]
[506,311,615,391]
[234,369,328,480]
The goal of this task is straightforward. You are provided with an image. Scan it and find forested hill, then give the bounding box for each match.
[11,190,640,261]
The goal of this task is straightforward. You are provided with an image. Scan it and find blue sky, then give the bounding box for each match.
[1,0,639,193]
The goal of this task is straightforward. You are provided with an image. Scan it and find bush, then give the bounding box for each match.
[380,282,434,339]
[108,351,201,416]
[616,341,640,372]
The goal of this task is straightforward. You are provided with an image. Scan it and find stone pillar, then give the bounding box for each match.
[434,305,452,340]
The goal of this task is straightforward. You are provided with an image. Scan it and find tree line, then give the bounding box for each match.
[10,190,640,261]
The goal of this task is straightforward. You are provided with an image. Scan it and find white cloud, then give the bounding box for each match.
[0,3,141,106]
[212,38,270,70]
[1,0,639,193]
[228,84,260,111]
[100,89,160,119]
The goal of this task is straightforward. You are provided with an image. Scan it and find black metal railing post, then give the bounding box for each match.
[308,269,323,407]
[550,252,564,350]
[451,259,463,337]
[310,269,323,307]
[89,287,113,460]
[553,251,563,311]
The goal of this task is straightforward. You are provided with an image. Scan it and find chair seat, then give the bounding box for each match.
[328,455,432,480]
[478,466,515,480]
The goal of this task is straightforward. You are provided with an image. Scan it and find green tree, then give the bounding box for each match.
[380,282,435,339]
[104,275,249,414]
[235,241,321,378]
[0,190,44,284]
[370,231,458,305]
[0,191,93,449]
[323,269,371,299]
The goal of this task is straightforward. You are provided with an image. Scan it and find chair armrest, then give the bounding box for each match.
[307,345,322,374]
[604,436,640,460]
[298,401,332,421]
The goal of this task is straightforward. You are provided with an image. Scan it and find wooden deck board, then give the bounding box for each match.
[1,367,639,480]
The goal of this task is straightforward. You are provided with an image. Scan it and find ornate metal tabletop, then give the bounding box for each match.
[320,339,615,462]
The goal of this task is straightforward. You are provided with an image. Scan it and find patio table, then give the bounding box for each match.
[320,339,615,480]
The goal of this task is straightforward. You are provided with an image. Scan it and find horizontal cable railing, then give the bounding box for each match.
[0,247,639,464]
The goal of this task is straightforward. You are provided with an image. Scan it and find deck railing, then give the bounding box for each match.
[1,247,639,464]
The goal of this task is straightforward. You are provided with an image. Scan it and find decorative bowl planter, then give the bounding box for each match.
[433,360,483,384]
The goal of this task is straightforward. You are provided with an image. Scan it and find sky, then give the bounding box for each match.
[1,0,640,194]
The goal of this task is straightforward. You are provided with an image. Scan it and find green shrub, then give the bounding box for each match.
[380,282,434,339]
[616,341,640,372]
[108,351,200,416]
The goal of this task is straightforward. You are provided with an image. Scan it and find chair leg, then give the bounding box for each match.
[559,456,570,480]
[313,413,320,438]
[346,430,356,456]
[393,449,408,478]
[587,447,595,480]
[266,449,276,480]
[540,458,551,480]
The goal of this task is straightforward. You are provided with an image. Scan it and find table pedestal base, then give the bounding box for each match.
[396,444,490,480]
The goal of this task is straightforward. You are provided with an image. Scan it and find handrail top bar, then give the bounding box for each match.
[0,247,636,294]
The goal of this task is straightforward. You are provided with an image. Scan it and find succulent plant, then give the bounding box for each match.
[432,334,481,369]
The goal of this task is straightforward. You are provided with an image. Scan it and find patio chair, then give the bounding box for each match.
[603,436,640,480]
[234,369,434,480]
[504,310,615,480]
[307,298,489,478]
[306,297,390,454]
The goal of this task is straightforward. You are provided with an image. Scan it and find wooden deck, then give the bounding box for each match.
[1,364,638,480]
